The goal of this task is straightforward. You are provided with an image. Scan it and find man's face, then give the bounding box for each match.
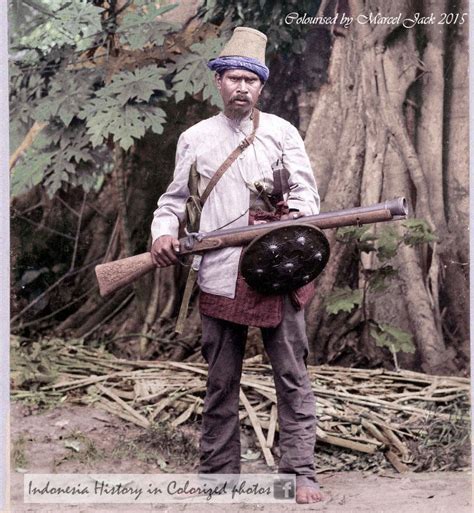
[215,69,264,118]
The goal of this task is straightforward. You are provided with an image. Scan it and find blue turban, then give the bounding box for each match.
[207,56,269,82]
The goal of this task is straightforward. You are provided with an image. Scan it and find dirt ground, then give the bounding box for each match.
[6,402,473,513]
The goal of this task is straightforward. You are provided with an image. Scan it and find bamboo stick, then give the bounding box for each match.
[239,389,275,467]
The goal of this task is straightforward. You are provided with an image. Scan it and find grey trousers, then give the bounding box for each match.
[199,297,318,487]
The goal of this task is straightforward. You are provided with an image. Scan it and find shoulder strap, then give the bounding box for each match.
[199,108,260,205]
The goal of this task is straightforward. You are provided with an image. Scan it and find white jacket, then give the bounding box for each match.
[151,111,320,298]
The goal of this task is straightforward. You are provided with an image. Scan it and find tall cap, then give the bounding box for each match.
[208,27,269,82]
[219,27,267,65]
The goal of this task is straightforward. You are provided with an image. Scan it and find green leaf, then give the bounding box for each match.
[366,265,398,292]
[336,226,370,243]
[103,66,168,105]
[33,70,99,127]
[325,287,363,315]
[376,226,401,261]
[14,1,104,55]
[171,37,226,108]
[370,323,416,353]
[82,97,167,150]
[402,219,438,246]
[117,3,178,50]
[11,149,55,197]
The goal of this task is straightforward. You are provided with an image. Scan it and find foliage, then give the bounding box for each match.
[10,1,198,197]
[370,322,415,354]
[325,287,363,315]
[402,219,438,246]
[78,66,169,150]
[201,0,319,54]
[11,0,105,58]
[171,38,226,108]
[116,1,179,50]
[10,0,318,199]
[326,220,436,358]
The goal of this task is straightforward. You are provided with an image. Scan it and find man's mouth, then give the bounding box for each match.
[233,97,249,104]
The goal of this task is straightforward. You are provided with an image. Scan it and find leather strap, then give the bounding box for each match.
[200,109,260,205]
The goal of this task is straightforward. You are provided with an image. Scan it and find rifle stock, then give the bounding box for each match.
[95,197,407,297]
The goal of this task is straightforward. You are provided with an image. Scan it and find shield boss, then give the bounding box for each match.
[240,224,330,295]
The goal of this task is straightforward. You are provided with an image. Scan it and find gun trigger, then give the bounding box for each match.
[356,217,362,227]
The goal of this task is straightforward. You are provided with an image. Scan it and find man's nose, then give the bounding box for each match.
[237,79,249,92]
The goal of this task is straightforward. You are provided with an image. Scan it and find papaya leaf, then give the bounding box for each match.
[81,98,167,150]
[370,323,415,354]
[103,66,168,105]
[11,149,55,197]
[171,38,226,108]
[402,219,438,246]
[13,1,104,55]
[118,2,178,50]
[325,287,363,315]
[33,70,99,127]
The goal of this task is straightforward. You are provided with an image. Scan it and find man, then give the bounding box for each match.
[151,27,323,504]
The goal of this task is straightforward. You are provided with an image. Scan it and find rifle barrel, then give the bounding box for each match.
[178,197,408,255]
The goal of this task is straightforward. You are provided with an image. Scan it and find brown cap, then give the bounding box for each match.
[219,27,267,66]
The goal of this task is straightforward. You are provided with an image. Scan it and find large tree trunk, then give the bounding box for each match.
[304,0,467,374]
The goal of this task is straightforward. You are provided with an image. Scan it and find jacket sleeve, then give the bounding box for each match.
[282,123,320,215]
[151,132,193,242]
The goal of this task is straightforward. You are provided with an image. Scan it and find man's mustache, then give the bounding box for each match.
[232,95,249,102]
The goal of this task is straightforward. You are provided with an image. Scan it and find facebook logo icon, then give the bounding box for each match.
[273,479,295,500]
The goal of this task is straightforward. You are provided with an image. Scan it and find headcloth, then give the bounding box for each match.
[208,56,269,82]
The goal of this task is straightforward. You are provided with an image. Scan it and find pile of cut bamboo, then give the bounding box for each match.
[11,338,471,472]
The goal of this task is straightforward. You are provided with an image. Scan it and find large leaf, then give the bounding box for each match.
[11,149,55,197]
[171,38,226,108]
[79,66,168,150]
[366,265,398,292]
[13,0,104,55]
[104,66,168,105]
[33,70,100,126]
[117,3,179,50]
[81,97,167,151]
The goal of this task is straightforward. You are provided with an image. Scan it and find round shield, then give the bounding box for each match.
[240,224,330,295]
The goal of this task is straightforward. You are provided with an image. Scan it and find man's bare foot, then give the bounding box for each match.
[296,485,324,504]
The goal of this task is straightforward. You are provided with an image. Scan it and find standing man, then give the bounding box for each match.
[151,27,323,504]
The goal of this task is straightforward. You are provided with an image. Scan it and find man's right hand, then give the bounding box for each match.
[151,235,180,267]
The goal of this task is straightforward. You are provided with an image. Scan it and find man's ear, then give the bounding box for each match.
[214,72,222,90]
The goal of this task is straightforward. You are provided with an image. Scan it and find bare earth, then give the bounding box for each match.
[7,403,473,513]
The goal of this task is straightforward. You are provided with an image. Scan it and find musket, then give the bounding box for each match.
[95,197,408,297]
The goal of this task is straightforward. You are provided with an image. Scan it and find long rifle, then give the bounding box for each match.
[95,197,408,297]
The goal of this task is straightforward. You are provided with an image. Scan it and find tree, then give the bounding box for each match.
[10,0,469,375]
[303,0,468,374]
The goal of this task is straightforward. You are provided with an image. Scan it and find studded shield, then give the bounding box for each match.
[240,224,330,295]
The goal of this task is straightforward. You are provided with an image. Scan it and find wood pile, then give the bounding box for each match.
[11,338,471,472]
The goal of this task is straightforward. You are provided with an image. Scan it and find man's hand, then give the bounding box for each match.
[151,235,180,267]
